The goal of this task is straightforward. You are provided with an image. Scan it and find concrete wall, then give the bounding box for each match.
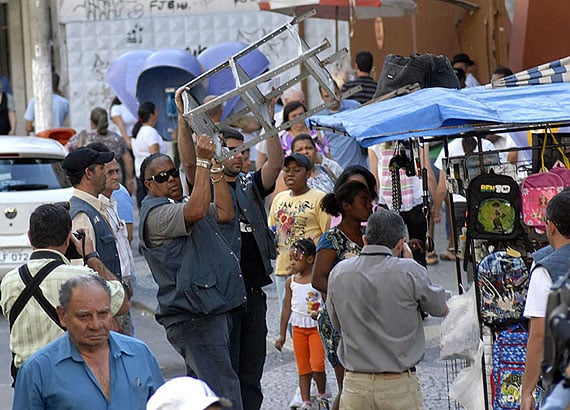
[348,0,510,86]
[509,0,570,71]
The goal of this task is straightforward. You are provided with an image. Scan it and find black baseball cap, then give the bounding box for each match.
[284,153,312,171]
[452,53,475,66]
[62,147,114,174]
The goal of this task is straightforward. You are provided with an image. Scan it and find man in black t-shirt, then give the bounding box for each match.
[217,126,283,410]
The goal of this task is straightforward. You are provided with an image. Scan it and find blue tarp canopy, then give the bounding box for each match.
[308,82,570,147]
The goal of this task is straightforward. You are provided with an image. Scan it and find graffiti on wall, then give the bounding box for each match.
[59,0,258,22]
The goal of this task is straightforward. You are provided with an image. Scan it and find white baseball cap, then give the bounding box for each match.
[147,377,232,410]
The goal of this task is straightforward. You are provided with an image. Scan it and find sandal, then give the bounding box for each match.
[426,252,439,265]
[440,248,456,261]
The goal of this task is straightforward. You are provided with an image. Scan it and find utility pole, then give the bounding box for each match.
[28,0,52,134]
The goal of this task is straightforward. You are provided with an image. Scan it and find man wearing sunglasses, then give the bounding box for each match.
[138,86,246,410]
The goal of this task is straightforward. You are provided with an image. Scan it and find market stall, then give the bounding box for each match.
[309,68,570,409]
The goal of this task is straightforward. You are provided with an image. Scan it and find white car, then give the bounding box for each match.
[0,136,73,279]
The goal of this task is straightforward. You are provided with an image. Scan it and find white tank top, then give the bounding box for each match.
[290,278,323,328]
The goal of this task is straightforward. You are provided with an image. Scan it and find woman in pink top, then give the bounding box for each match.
[280,101,331,159]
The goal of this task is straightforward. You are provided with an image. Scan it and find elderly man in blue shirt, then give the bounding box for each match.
[13,275,164,410]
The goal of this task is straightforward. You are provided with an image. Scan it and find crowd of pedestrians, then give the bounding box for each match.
[3,49,569,410]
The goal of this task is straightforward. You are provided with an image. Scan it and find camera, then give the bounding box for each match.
[64,231,85,260]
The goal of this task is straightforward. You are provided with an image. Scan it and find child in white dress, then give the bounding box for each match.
[275,238,328,410]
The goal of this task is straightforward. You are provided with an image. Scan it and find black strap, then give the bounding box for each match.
[8,260,65,331]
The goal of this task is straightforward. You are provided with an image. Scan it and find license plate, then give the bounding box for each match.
[0,249,31,264]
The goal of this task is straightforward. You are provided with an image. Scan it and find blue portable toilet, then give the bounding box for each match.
[197,42,270,120]
[136,49,206,139]
[106,49,153,118]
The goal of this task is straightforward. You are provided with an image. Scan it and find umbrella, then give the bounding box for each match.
[489,56,570,88]
[197,42,270,120]
[258,0,417,19]
[259,0,416,50]
[105,49,153,118]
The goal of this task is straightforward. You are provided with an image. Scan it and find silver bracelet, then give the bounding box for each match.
[196,158,212,169]
[210,165,224,174]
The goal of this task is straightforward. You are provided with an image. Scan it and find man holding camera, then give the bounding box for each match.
[0,204,129,383]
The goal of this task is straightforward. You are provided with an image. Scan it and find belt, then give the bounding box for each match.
[381,366,416,375]
[246,287,264,295]
[348,367,416,380]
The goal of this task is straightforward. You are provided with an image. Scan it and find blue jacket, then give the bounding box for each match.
[139,196,246,327]
[69,196,121,279]
[535,243,570,283]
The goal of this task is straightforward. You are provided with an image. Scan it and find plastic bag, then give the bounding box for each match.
[440,285,481,360]
[449,342,485,410]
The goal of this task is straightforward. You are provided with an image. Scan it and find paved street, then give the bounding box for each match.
[0,218,467,409]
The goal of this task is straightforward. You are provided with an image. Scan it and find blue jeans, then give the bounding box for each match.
[275,274,289,310]
[229,290,268,410]
[165,313,243,410]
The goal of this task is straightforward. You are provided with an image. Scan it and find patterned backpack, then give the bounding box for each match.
[492,324,541,409]
[477,250,529,326]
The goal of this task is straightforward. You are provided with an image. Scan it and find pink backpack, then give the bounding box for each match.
[522,133,570,231]
[521,172,564,230]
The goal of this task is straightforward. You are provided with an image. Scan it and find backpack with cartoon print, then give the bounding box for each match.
[466,171,521,241]
[477,250,529,326]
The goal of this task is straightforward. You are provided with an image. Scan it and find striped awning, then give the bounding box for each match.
[489,56,570,88]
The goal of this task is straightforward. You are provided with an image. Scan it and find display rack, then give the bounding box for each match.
[437,131,570,409]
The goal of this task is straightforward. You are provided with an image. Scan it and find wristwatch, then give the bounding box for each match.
[83,251,100,265]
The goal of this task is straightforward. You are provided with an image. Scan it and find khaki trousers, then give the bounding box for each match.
[340,370,424,410]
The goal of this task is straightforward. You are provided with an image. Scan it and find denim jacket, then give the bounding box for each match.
[139,196,246,327]
[69,196,121,279]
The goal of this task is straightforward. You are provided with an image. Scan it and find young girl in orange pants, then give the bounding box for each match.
[275,238,329,410]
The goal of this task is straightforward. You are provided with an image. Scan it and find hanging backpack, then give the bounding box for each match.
[373,53,460,99]
[466,171,521,241]
[477,250,529,327]
[521,131,570,231]
[491,324,541,409]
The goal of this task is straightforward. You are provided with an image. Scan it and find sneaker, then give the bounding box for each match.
[426,251,439,265]
[316,396,330,409]
[299,402,313,410]
[289,387,302,408]
[440,248,456,261]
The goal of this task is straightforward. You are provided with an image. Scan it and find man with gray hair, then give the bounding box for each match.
[327,208,448,409]
[13,275,164,409]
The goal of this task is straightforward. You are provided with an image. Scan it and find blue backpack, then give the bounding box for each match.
[477,251,530,326]
[492,324,541,409]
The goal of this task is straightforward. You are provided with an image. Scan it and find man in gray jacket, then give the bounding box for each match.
[327,209,448,409]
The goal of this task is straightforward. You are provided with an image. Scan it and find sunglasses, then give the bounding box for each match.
[146,168,180,183]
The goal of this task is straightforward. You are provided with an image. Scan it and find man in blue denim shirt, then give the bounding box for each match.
[13,275,163,410]
[139,86,246,409]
